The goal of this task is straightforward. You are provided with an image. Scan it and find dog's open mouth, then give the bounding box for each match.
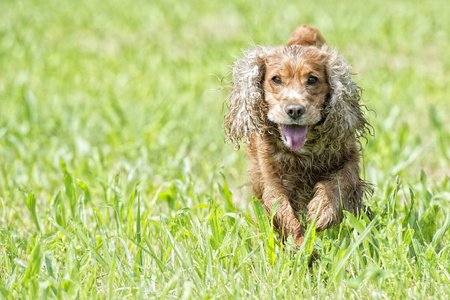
[280,124,308,151]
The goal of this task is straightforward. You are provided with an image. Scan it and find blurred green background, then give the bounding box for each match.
[1,0,449,194]
[1,0,449,298]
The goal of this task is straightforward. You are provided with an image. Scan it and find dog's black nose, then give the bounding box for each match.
[285,105,306,119]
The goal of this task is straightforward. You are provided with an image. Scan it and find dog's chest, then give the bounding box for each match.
[274,152,319,183]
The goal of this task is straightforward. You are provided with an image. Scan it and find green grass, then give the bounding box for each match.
[1,0,450,298]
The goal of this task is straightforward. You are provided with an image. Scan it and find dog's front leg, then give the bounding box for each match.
[307,157,368,231]
[261,190,306,246]
[256,164,306,247]
[248,139,306,247]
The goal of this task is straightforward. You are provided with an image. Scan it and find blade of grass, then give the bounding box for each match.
[431,214,450,249]
[61,161,77,218]
[25,191,44,234]
[330,216,378,282]
[136,190,143,273]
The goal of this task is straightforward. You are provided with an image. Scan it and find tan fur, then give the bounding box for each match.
[224,25,372,247]
[287,24,326,47]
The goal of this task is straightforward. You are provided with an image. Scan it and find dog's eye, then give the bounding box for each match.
[272,76,282,84]
[307,76,318,85]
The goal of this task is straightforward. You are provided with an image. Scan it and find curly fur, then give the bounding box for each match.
[225,45,370,150]
[224,46,273,149]
[224,25,372,247]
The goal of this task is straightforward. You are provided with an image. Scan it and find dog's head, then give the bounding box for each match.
[224,25,369,151]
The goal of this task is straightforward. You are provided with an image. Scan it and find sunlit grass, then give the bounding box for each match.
[0,0,449,298]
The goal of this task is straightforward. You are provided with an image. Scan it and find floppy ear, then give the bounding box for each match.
[321,47,370,146]
[224,46,273,149]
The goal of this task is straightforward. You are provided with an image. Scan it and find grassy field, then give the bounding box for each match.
[1,0,450,298]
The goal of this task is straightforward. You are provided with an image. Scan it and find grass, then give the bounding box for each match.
[1,0,450,298]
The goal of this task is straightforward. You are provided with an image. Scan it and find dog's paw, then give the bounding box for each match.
[307,183,340,231]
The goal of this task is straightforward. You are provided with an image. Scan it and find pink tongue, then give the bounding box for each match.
[281,125,308,151]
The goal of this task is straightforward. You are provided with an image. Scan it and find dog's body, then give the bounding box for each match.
[225,25,371,246]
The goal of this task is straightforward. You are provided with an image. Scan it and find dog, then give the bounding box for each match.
[224,25,372,247]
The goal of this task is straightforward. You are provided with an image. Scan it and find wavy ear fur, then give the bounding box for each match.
[319,46,370,150]
[224,46,273,149]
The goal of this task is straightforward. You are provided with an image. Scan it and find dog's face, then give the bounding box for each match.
[263,47,329,151]
[225,27,366,152]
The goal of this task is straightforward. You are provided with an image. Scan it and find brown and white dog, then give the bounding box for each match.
[224,25,372,246]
